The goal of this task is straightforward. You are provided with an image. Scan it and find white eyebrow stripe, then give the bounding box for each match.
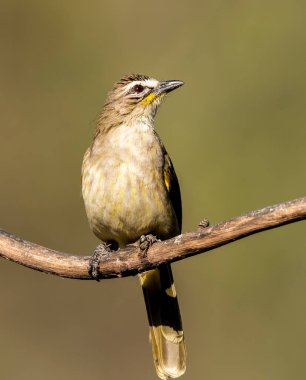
[143,79,159,88]
[124,78,159,91]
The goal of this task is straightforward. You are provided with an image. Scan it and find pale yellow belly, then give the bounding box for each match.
[82,153,178,246]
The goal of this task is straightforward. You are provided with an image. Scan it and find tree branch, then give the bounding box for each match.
[1,197,305,280]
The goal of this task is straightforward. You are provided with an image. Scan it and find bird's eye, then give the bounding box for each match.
[132,84,144,93]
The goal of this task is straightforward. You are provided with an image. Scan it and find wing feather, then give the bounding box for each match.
[162,150,182,232]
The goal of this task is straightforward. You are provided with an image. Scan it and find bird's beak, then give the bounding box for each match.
[154,80,184,96]
[142,80,184,106]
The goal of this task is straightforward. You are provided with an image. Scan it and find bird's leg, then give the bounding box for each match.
[139,234,159,258]
[88,241,116,281]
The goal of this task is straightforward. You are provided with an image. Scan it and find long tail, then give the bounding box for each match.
[139,264,186,379]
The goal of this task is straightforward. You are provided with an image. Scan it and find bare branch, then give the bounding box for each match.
[0,197,305,280]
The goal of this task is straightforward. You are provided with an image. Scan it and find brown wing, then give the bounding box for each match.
[162,150,182,232]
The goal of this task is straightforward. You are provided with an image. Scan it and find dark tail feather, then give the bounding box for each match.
[139,264,186,379]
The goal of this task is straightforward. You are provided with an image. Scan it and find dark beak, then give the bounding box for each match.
[154,80,184,96]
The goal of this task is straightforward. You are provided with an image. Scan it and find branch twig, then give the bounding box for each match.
[1,197,305,280]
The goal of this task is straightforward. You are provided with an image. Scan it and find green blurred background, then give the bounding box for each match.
[1,1,306,379]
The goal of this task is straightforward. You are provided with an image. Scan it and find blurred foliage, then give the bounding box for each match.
[1,1,306,379]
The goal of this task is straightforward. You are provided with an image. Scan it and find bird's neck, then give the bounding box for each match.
[95,109,156,137]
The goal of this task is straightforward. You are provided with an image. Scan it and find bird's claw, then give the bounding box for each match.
[88,242,112,281]
[139,234,158,258]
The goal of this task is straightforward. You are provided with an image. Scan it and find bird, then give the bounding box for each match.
[82,74,186,379]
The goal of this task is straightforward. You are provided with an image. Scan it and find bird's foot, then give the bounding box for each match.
[88,242,112,281]
[139,234,159,258]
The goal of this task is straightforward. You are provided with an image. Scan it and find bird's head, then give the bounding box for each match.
[99,74,184,127]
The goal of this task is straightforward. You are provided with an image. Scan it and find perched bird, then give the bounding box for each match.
[82,74,186,379]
